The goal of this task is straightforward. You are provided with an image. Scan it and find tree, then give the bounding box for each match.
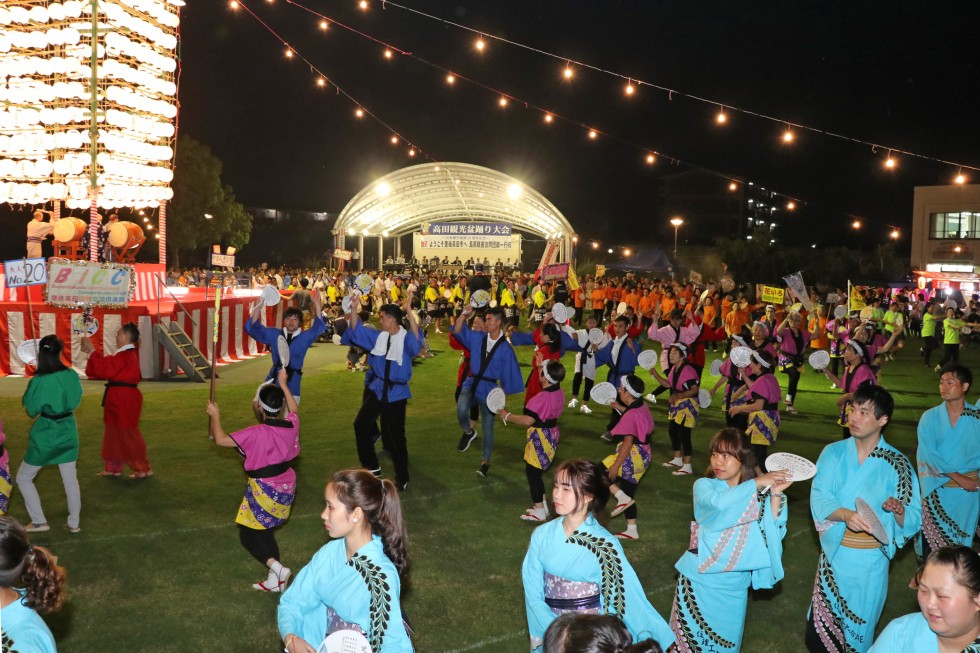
[168,135,251,268]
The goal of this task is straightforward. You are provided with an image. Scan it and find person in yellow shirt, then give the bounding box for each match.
[424,277,444,333]
[499,279,517,325]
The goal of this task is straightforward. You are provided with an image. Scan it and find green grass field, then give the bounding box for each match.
[0,329,969,652]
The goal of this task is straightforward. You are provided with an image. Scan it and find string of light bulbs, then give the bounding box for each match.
[228,0,913,240]
[230,0,432,161]
[375,0,978,182]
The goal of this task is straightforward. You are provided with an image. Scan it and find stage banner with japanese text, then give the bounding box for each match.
[540,263,570,281]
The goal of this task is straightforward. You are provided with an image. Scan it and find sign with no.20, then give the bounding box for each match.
[3,257,48,288]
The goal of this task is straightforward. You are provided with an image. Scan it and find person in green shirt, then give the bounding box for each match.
[881,300,906,361]
[920,302,944,367]
[16,335,83,534]
[936,307,966,370]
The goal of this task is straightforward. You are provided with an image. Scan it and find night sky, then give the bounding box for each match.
[21,1,980,256]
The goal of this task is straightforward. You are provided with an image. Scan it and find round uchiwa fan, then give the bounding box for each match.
[277,335,291,368]
[637,349,658,370]
[808,350,830,371]
[550,302,569,324]
[729,346,753,368]
[765,452,817,482]
[261,284,282,307]
[833,305,847,319]
[709,359,723,376]
[590,381,618,405]
[486,387,506,413]
[854,497,889,545]
[698,388,712,409]
[319,630,372,653]
[16,339,40,366]
[354,274,374,294]
[588,328,605,345]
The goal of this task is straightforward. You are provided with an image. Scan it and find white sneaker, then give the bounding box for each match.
[568,398,579,409]
[580,404,593,414]
[644,393,657,405]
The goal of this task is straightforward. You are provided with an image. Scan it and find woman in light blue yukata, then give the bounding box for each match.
[278,469,413,653]
[869,546,980,653]
[522,459,675,653]
[669,428,791,653]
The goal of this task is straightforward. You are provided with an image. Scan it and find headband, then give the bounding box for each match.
[257,397,280,415]
[751,350,771,368]
[542,363,557,386]
[847,341,865,358]
[669,342,687,354]
[621,376,642,398]
[731,335,747,347]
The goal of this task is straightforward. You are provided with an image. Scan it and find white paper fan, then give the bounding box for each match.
[317,630,372,653]
[765,452,817,481]
[730,346,753,368]
[698,388,712,409]
[354,274,374,294]
[808,350,830,371]
[486,387,506,413]
[470,289,491,308]
[854,497,889,545]
[551,302,569,324]
[16,339,40,366]
[637,349,658,370]
[588,328,604,345]
[277,335,290,368]
[590,381,618,405]
[709,359,723,376]
[833,305,847,319]
[261,285,281,308]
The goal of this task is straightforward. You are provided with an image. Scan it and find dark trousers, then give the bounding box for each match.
[571,371,594,400]
[783,366,801,399]
[922,335,938,365]
[239,524,279,563]
[939,343,959,366]
[354,388,409,486]
[526,463,545,504]
[593,308,604,323]
[618,476,638,520]
[752,443,769,470]
[668,421,693,456]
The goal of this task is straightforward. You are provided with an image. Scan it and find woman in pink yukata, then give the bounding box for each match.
[206,368,300,592]
[601,374,656,541]
[496,360,567,522]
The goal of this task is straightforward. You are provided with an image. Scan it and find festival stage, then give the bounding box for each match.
[0,264,287,379]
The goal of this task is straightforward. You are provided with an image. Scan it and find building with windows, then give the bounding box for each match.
[910,183,980,295]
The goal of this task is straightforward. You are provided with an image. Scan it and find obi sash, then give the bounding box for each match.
[543,572,601,612]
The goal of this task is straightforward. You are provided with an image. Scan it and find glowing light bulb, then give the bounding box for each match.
[588,129,598,139]
[316,77,326,87]
[728,182,737,191]
[884,157,896,169]
[446,74,455,84]
[607,248,613,254]
[390,136,398,144]
[591,242,599,250]
[786,201,796,210]
[625,82,635,96]
[355,108,364,118]
[359,0,368,9]
[716,111,727,124]
[544,113,553,123]
[384,49,392,59]
[229,0,238,7]
[408,148,416,157]
[955,173,966,184]
[782,130,794,143]
[285,48,293,58]
[645,153,656,165]
[319,20,329,30]
[890,230,900,239]
[563,65,573,79]
[498,96,508,107]
[852,220,861,229]
[475,37,485,52]
[623,248,631,256]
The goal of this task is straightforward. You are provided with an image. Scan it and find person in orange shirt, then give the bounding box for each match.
[638,288,657,332]
[723,298,751,354]
[677,282,694,306]
[572,283,586,325]
[659,289,678,321]
[808,304,829,350]
[702,295,719,352]
[623,286,640,313]
[591,281,606,323]
[720,294,733,321]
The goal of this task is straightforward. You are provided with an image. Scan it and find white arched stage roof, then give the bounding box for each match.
[333,162,575,260]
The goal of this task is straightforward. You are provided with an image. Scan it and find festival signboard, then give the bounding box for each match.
[540,262,570,281]
[333,249,353,261]
[45,259,134,308]
[3,258,48,288]
[761,285,785,304]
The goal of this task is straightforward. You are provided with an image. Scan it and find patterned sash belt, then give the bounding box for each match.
[944,470,979,488]
[543,572,601,611]
[841,530,880,549]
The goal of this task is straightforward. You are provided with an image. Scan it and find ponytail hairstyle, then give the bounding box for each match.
[540,322,561,353]
[35,335,67,376]
[553,460,610,516]
[0,517,66,614]
[543,613,663,653]
[706,428,758,483]
[328,469,410,582]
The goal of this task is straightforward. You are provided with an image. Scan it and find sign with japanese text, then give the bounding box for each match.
[540,262,570,281]
[422,222,512,237]
[333,249,353,261]
[3,257,47,288]
[45,259,134,308]
[761,285,785,304]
